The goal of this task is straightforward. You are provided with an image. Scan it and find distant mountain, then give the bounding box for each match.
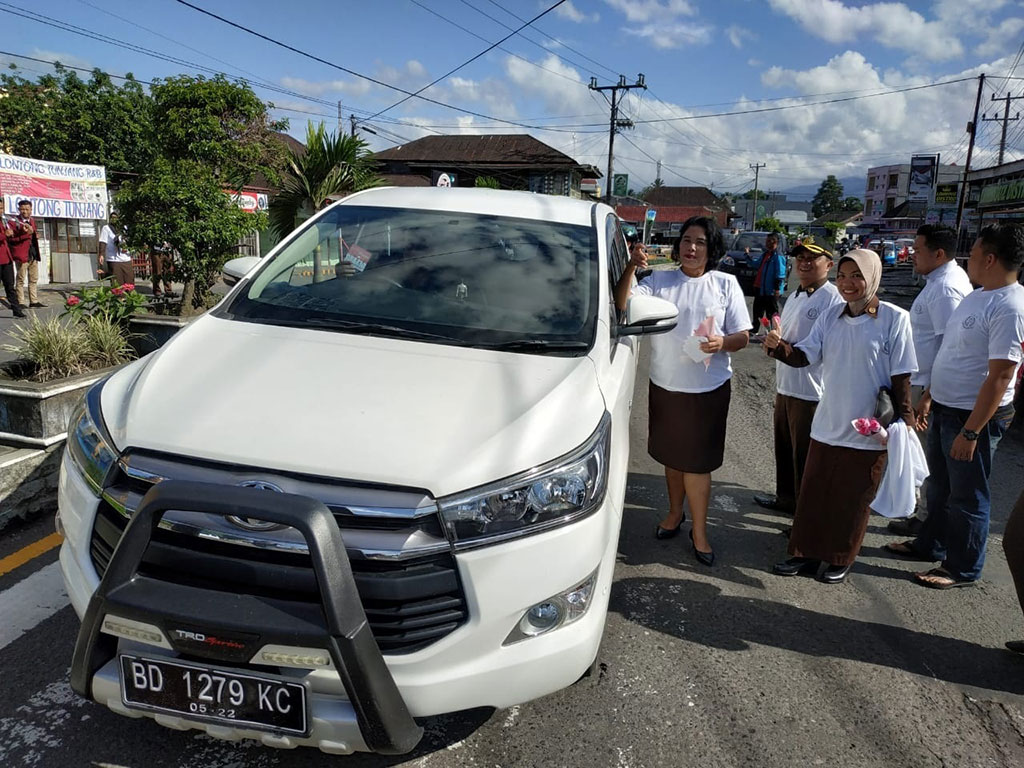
[779,175,866,201]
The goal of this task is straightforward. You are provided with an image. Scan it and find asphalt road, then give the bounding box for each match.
[2,262,1024,767]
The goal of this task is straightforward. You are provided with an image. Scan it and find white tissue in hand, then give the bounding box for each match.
[682,335,712,365]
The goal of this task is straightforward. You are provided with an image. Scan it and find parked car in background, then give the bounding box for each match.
[59,187,680,756]
[718,230,789,295]
[880,240,898,269]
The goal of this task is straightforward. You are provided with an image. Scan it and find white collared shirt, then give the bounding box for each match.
[930,283,1024,410]
[776,281,845,401]
[909,259,973,387]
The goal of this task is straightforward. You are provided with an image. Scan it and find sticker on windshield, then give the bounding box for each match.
[340,237,372,273]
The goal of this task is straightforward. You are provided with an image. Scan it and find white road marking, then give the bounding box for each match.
[0,561,70,652]
[0,672,88,766]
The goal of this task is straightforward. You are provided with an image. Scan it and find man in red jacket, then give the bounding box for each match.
[1,213,26,317]
[8,199,43,308]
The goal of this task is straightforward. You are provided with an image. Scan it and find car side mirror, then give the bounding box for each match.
[222,256,261,286]
[618,295,678,336]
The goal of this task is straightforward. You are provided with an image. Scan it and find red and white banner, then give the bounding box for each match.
[226,189,269,213]
[0,153,108,219]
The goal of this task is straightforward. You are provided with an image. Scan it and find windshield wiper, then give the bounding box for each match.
[301,318,461,342]
[479,339,590,352]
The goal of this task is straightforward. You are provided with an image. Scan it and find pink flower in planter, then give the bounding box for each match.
[66,295,81,306]
[122,283,136,291]
[111,285,125,296]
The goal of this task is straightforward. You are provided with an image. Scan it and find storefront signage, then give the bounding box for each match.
[0,153,107,219]
[934,183,958,206]
[226,189,269,212]
[909,154,937,202]
[979,178,1024,207]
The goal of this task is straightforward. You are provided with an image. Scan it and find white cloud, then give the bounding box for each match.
[279,76,371,98]
[603,0,697,23]
[725,25,756,49]
[28,49,94,71]
[555,1,599,23]
[625,21,715,48]
[974,17,1024,58]
[767,0,964,61]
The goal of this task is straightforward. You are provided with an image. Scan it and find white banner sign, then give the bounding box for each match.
[0,153,108,219]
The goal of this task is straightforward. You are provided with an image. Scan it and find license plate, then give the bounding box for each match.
[119,655,308,736]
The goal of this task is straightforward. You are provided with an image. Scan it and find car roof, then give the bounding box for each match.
[336,186,601,227]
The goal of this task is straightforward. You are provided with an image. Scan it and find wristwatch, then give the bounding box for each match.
[960,428,980,441]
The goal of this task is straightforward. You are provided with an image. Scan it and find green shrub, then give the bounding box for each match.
[64,283,147,326]
[81,314,135,369]
[3,314,136,382]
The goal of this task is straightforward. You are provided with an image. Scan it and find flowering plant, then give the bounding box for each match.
[62,283,146,327]
[852,417,888,446]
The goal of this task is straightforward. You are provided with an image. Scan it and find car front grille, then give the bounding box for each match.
[89,452,467,655]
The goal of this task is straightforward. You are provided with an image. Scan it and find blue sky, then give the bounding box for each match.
[2,0,1023,197]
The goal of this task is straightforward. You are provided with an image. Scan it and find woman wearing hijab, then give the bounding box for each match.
[615,216,750,566]
[763,249,917,583]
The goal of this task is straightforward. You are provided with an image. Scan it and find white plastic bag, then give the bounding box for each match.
[870,422,929,518]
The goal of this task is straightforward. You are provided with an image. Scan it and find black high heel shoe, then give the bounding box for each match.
[689,530,715,566]
[655,519,684,539]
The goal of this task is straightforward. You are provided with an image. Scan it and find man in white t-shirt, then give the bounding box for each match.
[754,241,843,514]
[888,223,1024,588]
[97,212,135,286]
[888,224,973,536]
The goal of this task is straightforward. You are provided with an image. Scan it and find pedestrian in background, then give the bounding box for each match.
[8,199,43,308]
[887,223,1024,589]
[1,214,25,318]
[149,243,176,299]
[766,249,917,583]
[615,216,750,566]
[754,241,844,515]
[888,224,973,537]
[1004,489,1024,656]
[97,212,135,286]
[750,232,786,335]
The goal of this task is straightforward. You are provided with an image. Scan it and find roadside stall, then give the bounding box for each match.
[0,153,108,284]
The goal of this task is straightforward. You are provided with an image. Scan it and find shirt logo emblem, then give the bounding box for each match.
[806,307,819,320]
[718,293,728,306]
[914,303,925,313]
[962,315,977,329]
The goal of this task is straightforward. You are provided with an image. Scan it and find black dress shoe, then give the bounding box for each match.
[772,557,818,576]
[29,302,45,308]
[13,308,26,318]
[655,521,683,540]
[819,564,852,584]
[689,530,715,566]
[887,517,923,536]
[1005,640,1024,656]
[753,494,794,513]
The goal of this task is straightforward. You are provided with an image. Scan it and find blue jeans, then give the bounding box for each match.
[913,401,1014,581]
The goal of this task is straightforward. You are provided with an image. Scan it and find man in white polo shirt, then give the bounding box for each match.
[754,241,844,514]
[97,212,135,286]
[888,224,973,536]
[888,222,1024,588]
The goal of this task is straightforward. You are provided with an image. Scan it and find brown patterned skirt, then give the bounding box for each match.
[648,379,731,474]
[789,439,887,566]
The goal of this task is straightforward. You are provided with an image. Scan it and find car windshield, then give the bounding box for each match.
[220,205,599,352]
[731,233,768,251]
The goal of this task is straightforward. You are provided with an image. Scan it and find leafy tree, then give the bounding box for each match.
[116,75,287,312]
[755,216,785,234]
[474,175,500,189]
[268,121,380,238]
[823,221,845,243]
[811,175,844,219]
[639,177,665,200]
[736,188,780,200]
[842,196,863,211]
[0,65,154,174]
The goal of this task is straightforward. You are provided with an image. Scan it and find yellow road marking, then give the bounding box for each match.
[0,532,63,578]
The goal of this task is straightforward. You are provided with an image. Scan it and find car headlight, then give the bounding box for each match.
[438,413,610,547]
[66,381,118,496]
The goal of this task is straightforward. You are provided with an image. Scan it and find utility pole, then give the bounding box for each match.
[337,101,343,134]
[750,162,766,228]
[981,90,1023,166]
[350,114,357,138]
[956,74,986,233]
[589,74,647,203]
[655,159,662,185]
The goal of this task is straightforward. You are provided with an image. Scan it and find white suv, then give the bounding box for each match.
[58,187,677,755]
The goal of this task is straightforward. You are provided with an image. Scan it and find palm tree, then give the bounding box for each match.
[268,121,380,238]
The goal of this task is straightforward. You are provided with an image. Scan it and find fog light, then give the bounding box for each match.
[504,568,599,645]
[101,615,170,648]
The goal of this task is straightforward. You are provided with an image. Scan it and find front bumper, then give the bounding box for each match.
[59,459,619,754]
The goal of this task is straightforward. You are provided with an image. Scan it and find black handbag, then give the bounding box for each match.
[874,387,894,427]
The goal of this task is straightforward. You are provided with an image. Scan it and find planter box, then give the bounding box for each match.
[0,366,120,447]
[128,313,194,356]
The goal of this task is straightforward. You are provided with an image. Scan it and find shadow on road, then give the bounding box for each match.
[607,575,1024,697]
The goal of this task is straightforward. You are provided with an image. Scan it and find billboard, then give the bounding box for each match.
[908,154,937,202]
[934,183,958,206]
[226,189,269,213]
[1,153,108,219]
[612,173,628,196]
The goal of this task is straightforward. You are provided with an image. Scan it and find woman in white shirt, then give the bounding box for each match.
[615,216,750,566]
[765,249,918,583]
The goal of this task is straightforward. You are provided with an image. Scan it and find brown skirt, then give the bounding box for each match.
[648,379,731,474]
[789,439,887,566]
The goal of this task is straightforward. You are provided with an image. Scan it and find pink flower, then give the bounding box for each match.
[66,295,81,306]
[759,317,770,327]
[122,283,136,291]
[853,418,880,436]
[111,285,125,296]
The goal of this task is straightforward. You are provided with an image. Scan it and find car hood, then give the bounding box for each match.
[100,315,606,498]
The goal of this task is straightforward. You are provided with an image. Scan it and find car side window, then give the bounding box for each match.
[606,215,630,327]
